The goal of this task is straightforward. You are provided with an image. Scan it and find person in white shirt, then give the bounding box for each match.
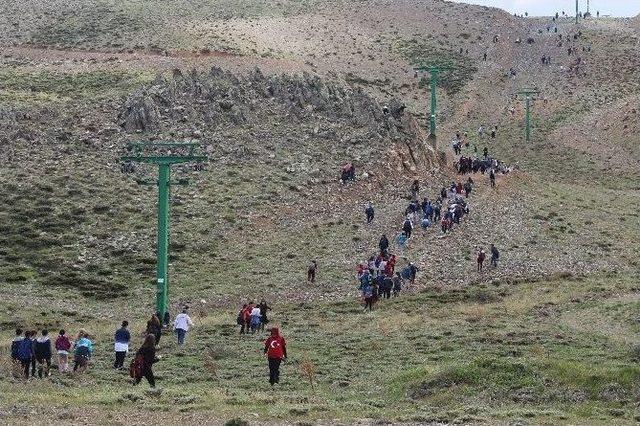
[173,307,194,346]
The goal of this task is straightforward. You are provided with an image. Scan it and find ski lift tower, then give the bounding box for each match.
[413,63,453,138]
[121,142,208,318]
[515,88,540,142]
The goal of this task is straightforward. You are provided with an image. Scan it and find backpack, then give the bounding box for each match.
[236,311,244,325]
[129,353,145,379]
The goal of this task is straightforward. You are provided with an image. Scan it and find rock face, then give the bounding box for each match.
[118,67,442,173]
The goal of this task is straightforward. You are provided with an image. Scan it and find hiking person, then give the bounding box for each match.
[477,249,486,272]
[11,328,22,366]
[362,283,375,311]
[489,169,496,188]
[490,244,500,267]
[34,330,52,378]
[242,302,254,334]
[114,321,131,370]
[396,231,408,250]
[55,330,72,373]
[381,275,393,299]
[379,234,389,256]
[250,305,262,333]
[410,179,420,201]
[264,327,287,386]
[73,330,93,373]
[307,260,318,284]
[365,201,375,223]
[402,217,413,238]
[407,263,419,285]
[463,180,472,198]
[132,334,160,388]
[146,314,162,346]
[483,146,488,158]
[173,307,194,346]
[421,216,431,229]
[258,300,271,331]
[237,304,248,334]
[16,330,33,379]
[392,272,403,297]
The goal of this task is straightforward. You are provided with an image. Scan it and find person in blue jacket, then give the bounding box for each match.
[114,321,131,370]
[34,330,52,378]
[16,330,33,379]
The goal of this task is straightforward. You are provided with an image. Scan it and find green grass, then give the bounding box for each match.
[0,70,154,104]
[2,274,639,423]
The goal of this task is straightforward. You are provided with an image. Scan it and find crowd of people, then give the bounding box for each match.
[237,300,272,334]
[9,307,195,388]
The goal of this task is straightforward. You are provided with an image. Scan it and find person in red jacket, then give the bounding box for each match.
[264,327,287,385]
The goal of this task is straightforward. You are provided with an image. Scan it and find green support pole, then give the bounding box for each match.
[430,70,438,137]
[525,96,531,142]
[156,164,170,317]
[121,142,207,316]
[516,88,539,142]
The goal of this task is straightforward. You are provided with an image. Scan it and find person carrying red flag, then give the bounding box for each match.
[264,327,287,385]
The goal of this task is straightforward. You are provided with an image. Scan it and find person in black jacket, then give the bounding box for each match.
[379,234,389,256]
[133,334,160,388]
[11,328,23,362]
[34,330,52,378]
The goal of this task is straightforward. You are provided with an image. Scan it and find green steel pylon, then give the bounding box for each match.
[121,142,208,317]
[515,88,540,142]
[413,64,452,138]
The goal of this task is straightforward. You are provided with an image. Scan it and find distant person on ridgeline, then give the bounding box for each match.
[250,304,262,334]
[55,329,72,373]
[264,327,287,386]
[16,330,33,379]
[73,330,93,373]
[392,272,403,297]
[490,244,500,267]
[483,52,487,61]
[131,334,160,388]
[379,234,390,257]
[477,249,486,272]
[34,330,52,378]
[146,314,162,346]
[173,307,194,346]
[307,260,318,284]
[258,300,271,332]
[365,201,375,223]
[477,126,484,139]
[489,169,496,188]
[114,321,131,370]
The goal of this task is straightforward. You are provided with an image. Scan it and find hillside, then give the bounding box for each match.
[0,1,639,424]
